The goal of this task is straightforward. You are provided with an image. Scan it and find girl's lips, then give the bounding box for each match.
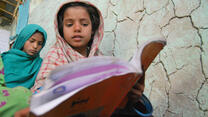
[72,35,83,38]
[30,50,38,54]
[72,36,83,41]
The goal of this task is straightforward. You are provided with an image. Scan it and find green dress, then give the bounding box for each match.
[0,56,31,117]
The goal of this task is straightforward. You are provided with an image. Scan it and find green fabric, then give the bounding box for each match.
[1,24,47,89]
[0,86,32,117]
[0,56,32,117]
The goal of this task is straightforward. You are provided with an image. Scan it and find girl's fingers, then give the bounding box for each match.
[14,108,30,117]
[130,87,143,97]
[133,82,144,92]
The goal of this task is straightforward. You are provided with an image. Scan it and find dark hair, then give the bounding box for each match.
[57,2,100,48]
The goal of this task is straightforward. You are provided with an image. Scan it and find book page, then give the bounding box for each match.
[30,56,139,116]
[129,38,166,71]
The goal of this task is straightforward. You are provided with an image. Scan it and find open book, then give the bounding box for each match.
[29,38,166,117]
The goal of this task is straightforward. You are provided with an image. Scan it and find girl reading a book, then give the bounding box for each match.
[30,0,145,116]
[1,24,47,89]
[31,0,103,92]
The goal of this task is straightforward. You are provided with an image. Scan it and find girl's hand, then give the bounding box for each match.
[128,73,145,103]
[14,108,30,117]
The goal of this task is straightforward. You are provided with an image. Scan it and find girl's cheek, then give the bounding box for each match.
[39,45,43,50]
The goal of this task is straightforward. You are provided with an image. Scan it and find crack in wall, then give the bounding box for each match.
[135,13,145,49]
[141,1,207,114]
[165,2,203,51]
[135,9,145,14]
[109,0,116,6]
[190,0,201,15]
[176,64,187,71]
[132,0,145,48]
[167,110,177,115]
[200,27,208,30]
[117,19,127,23]
[165,48,179,76]
[168,70,177,76]
[112,30,116,56]
[135,24,140,49]
[111,7,145,56]
[174,92,184,95]
[135,0,145,14]
[152,55,161,66]
[161,0,205,74]
[104,0,112,19]
[110,0,145,23]
[189,9,207,114]
[196,80,208,112]
[189,17,203,52]
[159,60,171,117]
[149,79,155,98]
[144,0,170,16]
[161,0,201,30]
[171,0,201,17]
[199,49,207,79]
[167,59,188,76]
[126,16,134,22]
[163,85,170,117]
[106,0,206,115]
[159,0,175,36]
[160,0,206,114]
[111,10,119,56]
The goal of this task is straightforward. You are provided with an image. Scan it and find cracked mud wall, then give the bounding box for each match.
[29,0,208,116]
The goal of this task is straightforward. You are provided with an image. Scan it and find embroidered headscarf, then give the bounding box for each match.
[1,24,47,89]
[31,0,104,92]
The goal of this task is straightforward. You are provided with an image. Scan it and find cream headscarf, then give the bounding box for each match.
[31,0,104,92]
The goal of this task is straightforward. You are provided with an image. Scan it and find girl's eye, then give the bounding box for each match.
[66,24,73,27]
[38,42,43,46]
[29,40,35,43]
[82,23,88,26]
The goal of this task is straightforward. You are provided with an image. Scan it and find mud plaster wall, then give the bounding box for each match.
[29,0,208,116]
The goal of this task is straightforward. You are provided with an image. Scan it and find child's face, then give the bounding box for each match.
[63,6,92,51]
[23,32,44,56]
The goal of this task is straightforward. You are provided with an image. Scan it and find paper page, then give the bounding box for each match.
[45,56,137,89]
[129,38,166,72]
[30,56,138,115]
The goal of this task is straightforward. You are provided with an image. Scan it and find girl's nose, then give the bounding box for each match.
[74,23,81,32]
[33,42,38,49]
